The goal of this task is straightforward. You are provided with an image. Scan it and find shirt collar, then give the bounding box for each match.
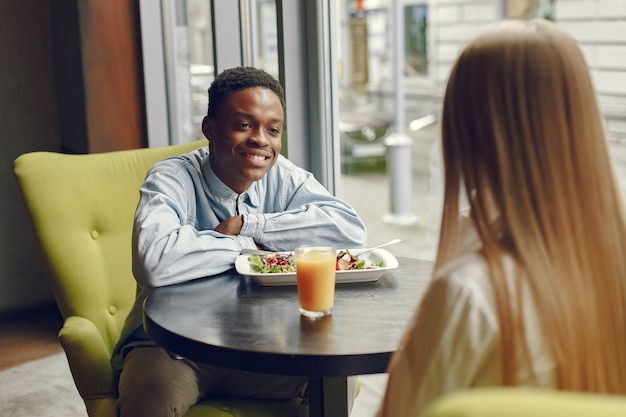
[202,158,260,207]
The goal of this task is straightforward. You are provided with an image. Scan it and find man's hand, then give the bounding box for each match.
[214,215,244,236]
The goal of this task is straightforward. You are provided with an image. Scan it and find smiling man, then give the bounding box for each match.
[205,85,284,193]
[112,67,367,417]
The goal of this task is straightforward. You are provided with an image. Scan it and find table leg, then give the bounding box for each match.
[308,376,349,417]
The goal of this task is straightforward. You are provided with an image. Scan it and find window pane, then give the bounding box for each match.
[336,0,626,262]
[405,4,428,76]
[253,0,280,77]
[336,0,440,261]
[188,0,214,141]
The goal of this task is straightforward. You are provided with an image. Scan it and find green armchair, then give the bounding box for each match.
[13,140,299,417]
[420,387,626,417]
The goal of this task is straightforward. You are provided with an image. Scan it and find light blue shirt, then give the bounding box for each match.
[112,146,367,372]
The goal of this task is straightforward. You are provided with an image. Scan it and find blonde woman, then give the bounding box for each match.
[377,18,626,417]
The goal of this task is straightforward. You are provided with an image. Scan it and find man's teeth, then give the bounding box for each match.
[243,153,265,161]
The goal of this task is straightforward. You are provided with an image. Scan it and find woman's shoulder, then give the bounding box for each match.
[435,252,491,290]
[432,251,518,315]
[436,244,517,284]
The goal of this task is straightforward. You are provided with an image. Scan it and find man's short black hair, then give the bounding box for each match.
[207,66,285,118]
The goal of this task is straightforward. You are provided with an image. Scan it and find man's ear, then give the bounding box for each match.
[201,116,213,140]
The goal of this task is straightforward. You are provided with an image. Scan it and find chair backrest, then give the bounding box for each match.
[13,140,207,354]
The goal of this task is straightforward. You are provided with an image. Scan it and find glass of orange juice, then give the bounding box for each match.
[295,245,336,318]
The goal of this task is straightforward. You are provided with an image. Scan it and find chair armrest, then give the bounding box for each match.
[58,316,117,401]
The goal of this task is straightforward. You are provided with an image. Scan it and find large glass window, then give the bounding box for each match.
[333,0,626,262]
[335,0,441,261]
[143,0,626,263]
[187,0,214,141]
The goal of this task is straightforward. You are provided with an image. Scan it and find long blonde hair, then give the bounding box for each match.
[437,19,626,393]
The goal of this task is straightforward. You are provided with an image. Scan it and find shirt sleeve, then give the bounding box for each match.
[132,166,255,289]
[377,270,499,417]
[240,164,367,251]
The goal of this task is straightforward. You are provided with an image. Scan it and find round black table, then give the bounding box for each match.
[144,256,433,417]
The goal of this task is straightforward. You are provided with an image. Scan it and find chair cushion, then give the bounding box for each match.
[421,388,626,417]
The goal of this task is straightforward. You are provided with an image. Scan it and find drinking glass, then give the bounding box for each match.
[295,246,336,318]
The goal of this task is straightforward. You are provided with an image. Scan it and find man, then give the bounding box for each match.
[112,66,367,417]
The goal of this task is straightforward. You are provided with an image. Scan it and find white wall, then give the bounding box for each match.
[555,0,626,141]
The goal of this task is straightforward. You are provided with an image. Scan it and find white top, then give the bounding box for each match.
[377,229,556,417]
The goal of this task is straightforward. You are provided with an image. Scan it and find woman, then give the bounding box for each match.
[377,18,626,417]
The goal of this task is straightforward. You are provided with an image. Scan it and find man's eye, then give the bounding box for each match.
[269,128,281,135]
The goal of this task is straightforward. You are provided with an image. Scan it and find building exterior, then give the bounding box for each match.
[355,0,626,141]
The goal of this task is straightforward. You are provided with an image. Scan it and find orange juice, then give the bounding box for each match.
[295,246,336,317]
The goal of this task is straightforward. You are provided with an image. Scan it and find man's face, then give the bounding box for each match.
[203,87,284,194]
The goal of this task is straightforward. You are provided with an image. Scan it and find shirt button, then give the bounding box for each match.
[91,230,99,240]
[108,306,117,315]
